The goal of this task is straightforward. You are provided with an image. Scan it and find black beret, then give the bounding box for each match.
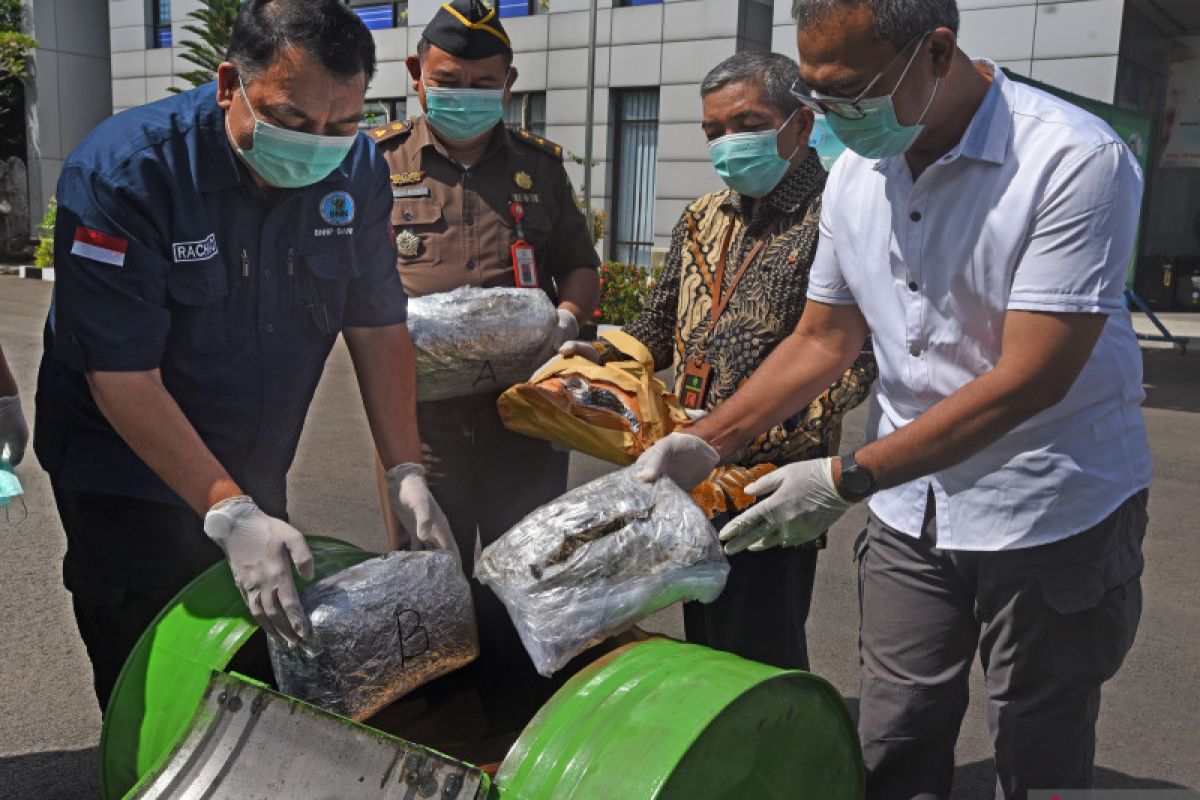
[422,0,512,60]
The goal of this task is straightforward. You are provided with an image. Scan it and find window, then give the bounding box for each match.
[361,98,407,132]
[614,0,662,6]
[498,0,549,17]
[347,0,408,29]
[503,92,546,136]
[611,89,659,266]
[151,0,171,48]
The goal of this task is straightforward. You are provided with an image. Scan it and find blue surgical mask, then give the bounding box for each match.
[422,76,506,143]
[819,38,939,160]
[808,116,847,171]
[0,467,26,527]
[230,77,358,189]
[707,111,801,198]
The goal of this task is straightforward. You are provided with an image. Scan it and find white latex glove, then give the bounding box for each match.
[557,339,602,363]
[0,394,29,467]
[203,496,315,646]
[386,463,460,562]
[552,308,581,349]
[683,407,709,421]
[718,458,851,555]
[633,432,720,491]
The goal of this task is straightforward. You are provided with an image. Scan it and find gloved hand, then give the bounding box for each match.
[386,463,460,562]
[633,432,720,491]
[552,308,581,349]
[203,496,315,646]
[718,458,851,555]
[557,339,602,363]
[683,407,709,421]
[0,394,29,467]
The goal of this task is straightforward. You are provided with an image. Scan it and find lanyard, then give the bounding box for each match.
[710,221,766,327]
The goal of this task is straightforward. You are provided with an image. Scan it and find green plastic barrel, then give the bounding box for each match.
[495,639,864,799]
[98,536,374,800]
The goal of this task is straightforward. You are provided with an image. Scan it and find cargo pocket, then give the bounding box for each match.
[166,256,230,355]
[1039,534,1144,688]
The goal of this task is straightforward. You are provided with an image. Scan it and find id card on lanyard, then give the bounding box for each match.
[684,224,765,410]
[509,201,539,288]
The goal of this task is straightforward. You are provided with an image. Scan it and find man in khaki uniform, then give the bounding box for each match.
[371,0,600,733]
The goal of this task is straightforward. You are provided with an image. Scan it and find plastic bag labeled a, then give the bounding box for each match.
[268,550,478,721]
[476,467,730,676]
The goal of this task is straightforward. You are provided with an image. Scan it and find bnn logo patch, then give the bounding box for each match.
[172,233,218,264]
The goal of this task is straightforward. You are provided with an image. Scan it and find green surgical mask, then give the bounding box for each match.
[422,74,507,143]
[707,111,800,198]
[820,35,939,160]
[230,77,357,189]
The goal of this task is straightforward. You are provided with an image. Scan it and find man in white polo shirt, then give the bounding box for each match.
[634,1,1152,797]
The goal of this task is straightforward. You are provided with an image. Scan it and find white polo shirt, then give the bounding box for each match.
[808,62,1152,550]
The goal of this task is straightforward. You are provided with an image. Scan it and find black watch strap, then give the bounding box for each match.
[838,452,877,502]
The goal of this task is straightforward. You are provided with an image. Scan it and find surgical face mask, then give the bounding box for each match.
[229,77,357,189]
[0,467,25,527]
[808,116,848,171]
[819,35,940,160]
[422,74,507,143]
[707,110,801,198]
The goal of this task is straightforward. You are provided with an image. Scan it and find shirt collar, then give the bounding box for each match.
[874,59,1010,177]
[195,83,353,193]
[408,114,512,165]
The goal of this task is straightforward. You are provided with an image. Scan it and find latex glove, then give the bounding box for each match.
[683,407,709,421]
[633,432,720,491]
[0,394,29,467]
[718,458,851,555]
[203,496,315,646]
[557,339,602,363]
[552,308,581,349]
[386,463,460,562]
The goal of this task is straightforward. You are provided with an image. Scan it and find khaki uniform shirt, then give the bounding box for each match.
[370,116,600,299]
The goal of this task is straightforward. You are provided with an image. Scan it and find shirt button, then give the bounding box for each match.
[908,281,918,292]
[266,323,275,334]
[910,211,922,222]
[402,211,413,221]
[909,344,921,357]
[466,259,476,270]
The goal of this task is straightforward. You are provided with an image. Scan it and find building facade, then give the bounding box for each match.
[21,0,1200,273]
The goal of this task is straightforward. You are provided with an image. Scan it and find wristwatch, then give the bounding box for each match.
[837,452,877,503]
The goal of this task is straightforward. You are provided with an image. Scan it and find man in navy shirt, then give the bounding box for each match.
[34,0,455,709]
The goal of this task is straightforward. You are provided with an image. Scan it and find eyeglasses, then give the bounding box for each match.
[790,31,930,121]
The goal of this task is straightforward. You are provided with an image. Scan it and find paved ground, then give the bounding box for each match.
[0,275,1196,798]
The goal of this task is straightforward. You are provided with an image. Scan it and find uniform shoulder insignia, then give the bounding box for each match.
[508,126,564,161]
[370,119,411,146]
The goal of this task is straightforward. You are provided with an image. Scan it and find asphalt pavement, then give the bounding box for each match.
[0,275,1196,798]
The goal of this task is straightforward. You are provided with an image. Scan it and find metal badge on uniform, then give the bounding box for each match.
[393,187,431,198]
[680,359,713,410]
[508,201,539,288]
[514,171,533,190]
[395,229,421,258]
[391,171,425,186]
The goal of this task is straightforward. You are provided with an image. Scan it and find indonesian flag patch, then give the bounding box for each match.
[71,226,128,267]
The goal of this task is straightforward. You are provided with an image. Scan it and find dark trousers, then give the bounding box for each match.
[417,393,569,731]
[856,490,1148,800]
[52,485,223,711]
[683,543,819,671]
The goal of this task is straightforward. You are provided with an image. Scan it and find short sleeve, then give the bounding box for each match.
[542,165,601,281]
[344,153,408,328]
[51,164,173,372]
[1008,141,1142,315]
[805,189,856,306]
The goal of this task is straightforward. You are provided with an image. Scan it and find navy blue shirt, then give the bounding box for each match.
[34,83,407,517]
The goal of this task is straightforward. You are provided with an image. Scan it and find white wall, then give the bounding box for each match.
[26,0,113,235]
[773,0,1126,104]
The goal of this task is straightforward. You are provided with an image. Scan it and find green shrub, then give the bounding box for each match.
[595,261,661,326]
[33,197,54,268]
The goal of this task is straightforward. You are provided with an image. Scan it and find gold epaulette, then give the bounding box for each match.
[508,126,564,161]
[369,119,412,145]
